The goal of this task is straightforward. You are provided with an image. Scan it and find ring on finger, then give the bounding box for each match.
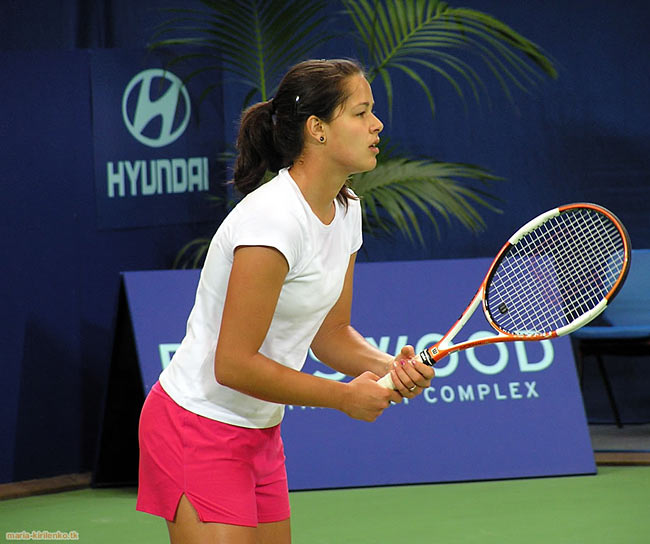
[408,385,417,392]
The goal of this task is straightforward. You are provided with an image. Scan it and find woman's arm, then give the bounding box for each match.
[310,253,434,394]
[214,245,402,421]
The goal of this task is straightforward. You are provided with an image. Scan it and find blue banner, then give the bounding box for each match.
[122,258,595,489]
[90,50,225,229]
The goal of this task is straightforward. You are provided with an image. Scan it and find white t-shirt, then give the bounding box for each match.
[159,168,363,428]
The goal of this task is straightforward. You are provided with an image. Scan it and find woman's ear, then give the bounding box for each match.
[305,115,326,144]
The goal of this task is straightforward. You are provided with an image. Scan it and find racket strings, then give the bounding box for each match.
[487,208,626,335]
[510,213,622,330]
[498,212,623,332]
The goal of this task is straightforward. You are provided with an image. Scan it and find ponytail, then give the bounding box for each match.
[232,100,282,195]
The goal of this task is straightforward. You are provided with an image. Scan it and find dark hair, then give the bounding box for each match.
[232,59,365,205]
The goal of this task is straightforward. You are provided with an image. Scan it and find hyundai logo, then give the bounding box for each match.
[122,69,191,148]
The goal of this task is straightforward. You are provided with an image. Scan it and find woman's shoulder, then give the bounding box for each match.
[222,170,305,235]
[237,169,297,211]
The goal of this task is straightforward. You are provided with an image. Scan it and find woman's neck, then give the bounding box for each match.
[288,161,345,224]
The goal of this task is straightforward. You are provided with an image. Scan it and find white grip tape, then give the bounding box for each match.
[377,372,396,390]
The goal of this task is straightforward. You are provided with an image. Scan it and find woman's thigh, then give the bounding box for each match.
[166,494,291,544]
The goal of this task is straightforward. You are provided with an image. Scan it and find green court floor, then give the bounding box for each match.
[1,466,648,543]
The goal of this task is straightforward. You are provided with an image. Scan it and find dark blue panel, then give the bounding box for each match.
[0,50,92,481]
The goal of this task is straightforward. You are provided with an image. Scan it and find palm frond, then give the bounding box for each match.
[349,158,503,244]
[149,0,555,266]
[150,0,332,107]
[173,237,212,269]
[342,0,557,118]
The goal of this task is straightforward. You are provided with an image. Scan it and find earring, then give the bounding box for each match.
[319,136,325,143]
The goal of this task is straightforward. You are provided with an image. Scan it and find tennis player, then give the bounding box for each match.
[137,58,435,544]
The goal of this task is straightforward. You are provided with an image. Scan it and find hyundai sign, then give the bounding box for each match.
[90,50,224,229]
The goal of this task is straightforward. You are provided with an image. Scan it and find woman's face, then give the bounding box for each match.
[322,74,384,176]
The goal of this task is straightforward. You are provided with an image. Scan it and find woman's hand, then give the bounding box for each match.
[340,371,403,422]
[387,345,435,399]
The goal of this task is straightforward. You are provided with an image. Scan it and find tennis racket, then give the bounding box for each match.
[378,202,631,390]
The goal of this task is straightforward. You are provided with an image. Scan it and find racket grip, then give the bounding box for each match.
[377,351,432,390]
[376,372,397,390]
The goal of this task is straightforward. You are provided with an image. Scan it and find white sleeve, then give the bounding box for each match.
[227,207,304,271]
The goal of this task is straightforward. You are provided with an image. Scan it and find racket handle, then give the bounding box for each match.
[376,351,432,390]
[377,373,396,390]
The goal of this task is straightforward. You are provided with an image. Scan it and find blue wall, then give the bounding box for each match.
[1,1,649,483]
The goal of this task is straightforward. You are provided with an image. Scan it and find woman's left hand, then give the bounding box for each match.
[388,345,435,398]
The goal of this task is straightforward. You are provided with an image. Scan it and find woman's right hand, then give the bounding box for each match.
[340,371,403,422]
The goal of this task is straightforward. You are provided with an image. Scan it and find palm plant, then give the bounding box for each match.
[152,0,556,266]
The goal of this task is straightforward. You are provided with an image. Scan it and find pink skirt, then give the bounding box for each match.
[136,381,290,527]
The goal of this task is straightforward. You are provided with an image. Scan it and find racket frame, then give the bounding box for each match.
[419,203,631,367]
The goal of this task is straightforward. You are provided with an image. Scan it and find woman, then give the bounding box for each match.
[137,58,434,544]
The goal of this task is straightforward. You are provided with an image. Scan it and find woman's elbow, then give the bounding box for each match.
[214,352,238,387]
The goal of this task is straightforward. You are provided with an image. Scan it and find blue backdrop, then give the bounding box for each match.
[1,0,649,484]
